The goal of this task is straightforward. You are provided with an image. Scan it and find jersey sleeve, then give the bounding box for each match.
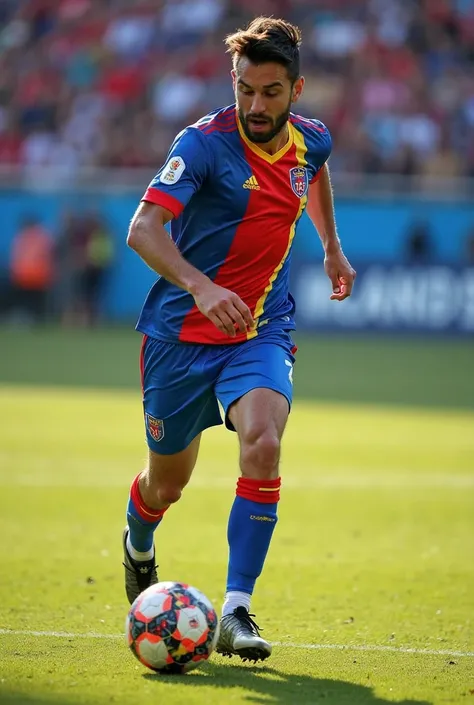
[142,128,211,218]
[306,121,332,184]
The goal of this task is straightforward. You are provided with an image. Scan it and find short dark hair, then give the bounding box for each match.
[225,16,302,83]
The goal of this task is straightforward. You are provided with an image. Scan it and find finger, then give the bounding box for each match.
[340,275,354,297]
[330,281,347,301]
[207,312,229,335]
[233,296,255,329]
[214,309,236,337]
[328,271,340,293]
[330,281,351,301]
[226,303,247,334]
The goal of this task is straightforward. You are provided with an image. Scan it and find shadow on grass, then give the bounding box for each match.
[0,661,434,705]
[143,660,433,705]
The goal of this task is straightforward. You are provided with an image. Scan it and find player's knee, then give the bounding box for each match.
[156,485,183,506]
[240,429,280,478]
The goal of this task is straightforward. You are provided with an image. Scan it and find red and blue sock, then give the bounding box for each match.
[226,477,280,595]
[126,474,168,555]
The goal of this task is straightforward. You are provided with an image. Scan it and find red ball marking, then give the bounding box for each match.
[136,632,162,646]
[195,627,210,646]
[133,608,150,622]
[192,653,210,663]
[162,595,173,611]
[180,638,195,651]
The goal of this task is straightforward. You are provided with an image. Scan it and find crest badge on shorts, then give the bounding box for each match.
[289,166,309,198]
[146,413,164,442]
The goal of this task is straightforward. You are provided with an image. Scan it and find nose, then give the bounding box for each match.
[250,93,266,115]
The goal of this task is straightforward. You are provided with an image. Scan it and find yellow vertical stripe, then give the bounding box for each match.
[247,124,308,339]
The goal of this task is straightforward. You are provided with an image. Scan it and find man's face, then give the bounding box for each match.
[233,58,304,144]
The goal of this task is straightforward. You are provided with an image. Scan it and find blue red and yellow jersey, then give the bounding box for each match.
[137,104,331,345]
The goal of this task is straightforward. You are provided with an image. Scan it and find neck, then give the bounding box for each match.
[259,124,289,156]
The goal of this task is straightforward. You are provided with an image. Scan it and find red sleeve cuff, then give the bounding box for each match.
[141,187,184,218]
[310,170,322,184]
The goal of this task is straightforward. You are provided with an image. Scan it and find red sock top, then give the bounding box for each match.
[130,474,168,522]
[236,476,281,504]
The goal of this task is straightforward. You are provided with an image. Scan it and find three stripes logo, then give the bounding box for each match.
[243,175,260,190]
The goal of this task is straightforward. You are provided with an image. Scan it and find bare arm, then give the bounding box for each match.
[127,201,209,295]
[306,163,356,301]
[127,201,254,336]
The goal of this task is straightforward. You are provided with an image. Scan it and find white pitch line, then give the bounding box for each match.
[1,629,473,658]
[0,629,122,640]
[273,642,474,658]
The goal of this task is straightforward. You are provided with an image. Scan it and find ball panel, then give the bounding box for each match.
[176,606,208,644]
[136,635,169,671]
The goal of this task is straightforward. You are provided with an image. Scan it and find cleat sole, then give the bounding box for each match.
[235,646,270,662]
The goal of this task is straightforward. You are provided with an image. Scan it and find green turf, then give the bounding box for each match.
[1,327,473,409]
[0,385,473,704]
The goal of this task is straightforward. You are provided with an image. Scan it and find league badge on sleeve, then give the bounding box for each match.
[159,156,185,184]
[145,413,164,442]
[289,166,309,198]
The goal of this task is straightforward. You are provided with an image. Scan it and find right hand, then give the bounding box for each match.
[191,279,255,337]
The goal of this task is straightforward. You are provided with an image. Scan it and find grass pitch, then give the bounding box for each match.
[0,376,473,704]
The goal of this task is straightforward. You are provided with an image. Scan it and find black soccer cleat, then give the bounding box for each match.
[122,527,158,605]
[216,606,272,662]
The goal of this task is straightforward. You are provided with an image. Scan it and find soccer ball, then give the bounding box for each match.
[126,581,220,673]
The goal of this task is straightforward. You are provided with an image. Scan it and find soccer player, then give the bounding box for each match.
[123,16,356,662]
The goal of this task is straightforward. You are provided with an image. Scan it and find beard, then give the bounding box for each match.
[238,100,292,144]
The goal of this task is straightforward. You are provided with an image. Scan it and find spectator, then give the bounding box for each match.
[78,213,114,327]
[0,0,472,182]
[9,215,55,323]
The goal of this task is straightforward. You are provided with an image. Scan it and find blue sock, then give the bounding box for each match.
[226,477,280,594]
[127,474,167,553]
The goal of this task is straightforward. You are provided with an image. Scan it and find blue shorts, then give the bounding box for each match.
[140,329,297,455]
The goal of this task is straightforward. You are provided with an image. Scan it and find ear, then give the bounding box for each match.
[292,76,305,103]
[231,69,237,91]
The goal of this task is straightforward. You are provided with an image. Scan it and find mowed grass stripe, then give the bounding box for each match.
[1,384,473,704]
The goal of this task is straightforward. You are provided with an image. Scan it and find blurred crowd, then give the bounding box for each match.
[1,210,114,326]
[0,0,474,180]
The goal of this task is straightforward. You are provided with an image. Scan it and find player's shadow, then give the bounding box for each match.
[143,660,433,705]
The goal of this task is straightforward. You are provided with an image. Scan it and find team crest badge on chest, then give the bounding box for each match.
[145,413,164,442]
[289,166,309,198]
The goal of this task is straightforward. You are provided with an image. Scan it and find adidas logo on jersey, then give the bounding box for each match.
[243,175,260,190]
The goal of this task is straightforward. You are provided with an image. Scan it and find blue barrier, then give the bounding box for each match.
[1,188,473,322]
[290,261,474,335]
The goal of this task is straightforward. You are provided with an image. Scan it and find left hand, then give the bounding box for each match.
[324,249,356,301]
